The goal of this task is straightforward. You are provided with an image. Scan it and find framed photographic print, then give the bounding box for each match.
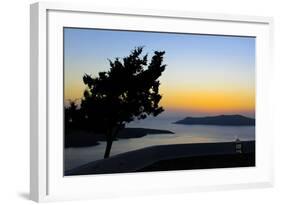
[30,2,274,202]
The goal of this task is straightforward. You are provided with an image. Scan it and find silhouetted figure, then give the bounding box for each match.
[78,47,166,158]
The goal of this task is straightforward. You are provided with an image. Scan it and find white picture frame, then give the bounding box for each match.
[30,2,274,202]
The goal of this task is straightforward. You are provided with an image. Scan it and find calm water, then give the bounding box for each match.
[64,118,255,171]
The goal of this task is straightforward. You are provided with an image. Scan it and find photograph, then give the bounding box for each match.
[63,27,256,176]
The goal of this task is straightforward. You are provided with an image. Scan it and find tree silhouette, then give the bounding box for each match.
[80,47,166,158]
[65,100,80,126]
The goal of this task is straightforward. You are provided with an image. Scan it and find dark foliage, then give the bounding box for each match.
[65,47,166,158]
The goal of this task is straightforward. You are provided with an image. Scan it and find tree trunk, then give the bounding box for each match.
[103,125,122,159]
[104,139,113,159]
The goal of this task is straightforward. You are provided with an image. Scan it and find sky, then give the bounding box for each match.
[64,28,255,118]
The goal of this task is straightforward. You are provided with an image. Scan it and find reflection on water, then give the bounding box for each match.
[64,118,255,171]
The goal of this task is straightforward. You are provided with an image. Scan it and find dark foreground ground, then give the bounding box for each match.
[65,141,255,176]
[138,153,255,172]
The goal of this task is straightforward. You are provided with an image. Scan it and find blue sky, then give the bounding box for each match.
[64,27,255,118]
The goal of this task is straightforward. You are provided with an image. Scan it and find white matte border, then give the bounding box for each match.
[30,2,274,202]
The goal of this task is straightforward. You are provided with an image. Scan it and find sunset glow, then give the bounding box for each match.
[64,28,255,118]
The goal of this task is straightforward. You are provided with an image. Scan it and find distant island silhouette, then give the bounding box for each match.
[174,115,255,126]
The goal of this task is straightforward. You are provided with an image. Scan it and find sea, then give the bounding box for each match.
[64,117,255,171]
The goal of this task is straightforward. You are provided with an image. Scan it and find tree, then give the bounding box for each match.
[65,100,80,126]
[80,47,166,158]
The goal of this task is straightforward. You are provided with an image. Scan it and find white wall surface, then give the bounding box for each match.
[0,0,280,204]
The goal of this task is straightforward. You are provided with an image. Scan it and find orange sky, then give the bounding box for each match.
[64,28,255,117]
[160,88,254,115]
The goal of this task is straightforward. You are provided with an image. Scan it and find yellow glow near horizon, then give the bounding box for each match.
[64,80,84,102]
[64,79,255,115]
[160,88,254,114]
[63,29,255,116]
